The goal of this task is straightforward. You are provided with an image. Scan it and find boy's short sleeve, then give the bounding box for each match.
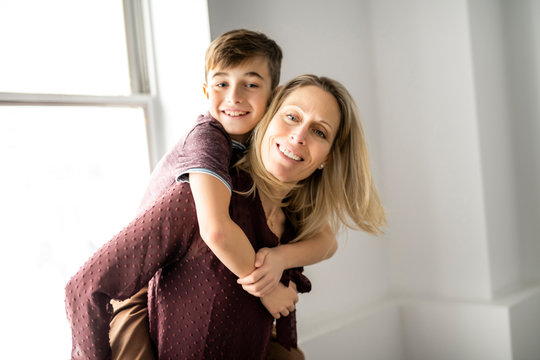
[175,114,233,193]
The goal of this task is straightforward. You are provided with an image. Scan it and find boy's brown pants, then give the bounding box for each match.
[110,287,305,360]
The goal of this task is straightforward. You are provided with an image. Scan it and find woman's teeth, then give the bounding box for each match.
[279,145,301,161]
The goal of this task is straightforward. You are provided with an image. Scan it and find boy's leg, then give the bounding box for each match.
[109,286,156,360]
[266,342,305,360]
[110,287,304,359]
[265,326,306,360]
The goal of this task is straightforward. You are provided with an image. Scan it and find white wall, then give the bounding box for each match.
[502,0,540,285]
[370,0,493,301]
[468,0,521,298]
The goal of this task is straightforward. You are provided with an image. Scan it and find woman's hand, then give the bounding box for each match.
[237,247,285,297]
[260,281,298,319]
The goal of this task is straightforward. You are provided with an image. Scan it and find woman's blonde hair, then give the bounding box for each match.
[237,74,386,241]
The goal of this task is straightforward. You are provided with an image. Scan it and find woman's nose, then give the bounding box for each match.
[289,129,306,145]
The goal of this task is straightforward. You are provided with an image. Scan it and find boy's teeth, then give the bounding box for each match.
[279,145,301,161]
[224,110,247,116]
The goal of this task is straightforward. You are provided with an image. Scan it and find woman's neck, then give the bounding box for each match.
[258,190,286,239]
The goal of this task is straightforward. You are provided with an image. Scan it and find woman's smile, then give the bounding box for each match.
[262,85,341,183]
[277,143,303,162]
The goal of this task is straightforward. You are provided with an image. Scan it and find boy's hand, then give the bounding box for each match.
[237,247,285,297]
[260,282,298,319]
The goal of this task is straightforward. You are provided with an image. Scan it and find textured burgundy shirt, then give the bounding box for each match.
[137,112,236,213]
[65,114,310,359]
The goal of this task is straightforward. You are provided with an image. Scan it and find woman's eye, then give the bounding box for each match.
[313,128,327,139]
[287,114,298,122]
[216,82,227,88]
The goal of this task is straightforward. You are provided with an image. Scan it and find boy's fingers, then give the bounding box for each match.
[251,282,274,297]
[241,284,264,297]
[242,279,278,297]
[247,275,273,291]
[237,275,255,285]
[237,270,265,285]
[236,276,250,285]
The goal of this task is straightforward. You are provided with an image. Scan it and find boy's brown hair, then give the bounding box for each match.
[205,29,283,90]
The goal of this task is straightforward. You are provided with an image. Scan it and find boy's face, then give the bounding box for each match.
[203,56,272,143]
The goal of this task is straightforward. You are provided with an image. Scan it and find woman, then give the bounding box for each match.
[65,75,385,360]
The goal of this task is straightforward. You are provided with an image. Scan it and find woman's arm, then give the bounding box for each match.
[274,223,337,268]
[237,223,336,297]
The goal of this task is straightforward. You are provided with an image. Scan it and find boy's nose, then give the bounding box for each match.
[226,85,243,103]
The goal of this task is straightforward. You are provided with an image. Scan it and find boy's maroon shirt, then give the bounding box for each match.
[137,112,236,213]
[65,113,311,359]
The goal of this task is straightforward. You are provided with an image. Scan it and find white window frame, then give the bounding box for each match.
[0,0,162,168]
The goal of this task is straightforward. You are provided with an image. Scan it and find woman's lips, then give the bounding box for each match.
[277,143,303,161]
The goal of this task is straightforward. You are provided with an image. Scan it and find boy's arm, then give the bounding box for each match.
[189,173,256,277]
[238,223,337,296]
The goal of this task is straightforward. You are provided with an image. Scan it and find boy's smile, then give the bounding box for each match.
[203,56,272,143]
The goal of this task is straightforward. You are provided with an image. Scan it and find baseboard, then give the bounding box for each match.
[297,282,540,360]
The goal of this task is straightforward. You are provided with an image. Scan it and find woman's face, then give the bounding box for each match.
[261,85,341,183]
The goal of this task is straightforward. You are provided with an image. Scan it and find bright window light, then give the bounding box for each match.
[0,106,150,358]
[0,0,130,95]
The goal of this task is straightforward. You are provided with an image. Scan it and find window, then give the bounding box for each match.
[0,0,131,95]
[0,1,156,357]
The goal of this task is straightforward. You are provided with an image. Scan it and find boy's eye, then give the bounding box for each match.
[246,83,259,88]
[216,82,227,88]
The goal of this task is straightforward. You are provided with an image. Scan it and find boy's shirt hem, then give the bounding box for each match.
[177,168,232,193]
[176,136,247,195]
[174,111,233,189]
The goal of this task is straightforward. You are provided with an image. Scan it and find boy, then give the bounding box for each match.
[110,29,337,359]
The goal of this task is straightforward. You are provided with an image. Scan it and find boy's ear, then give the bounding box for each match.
[202,83,209,99]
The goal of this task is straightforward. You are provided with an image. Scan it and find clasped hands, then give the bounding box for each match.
[237,247,298,319]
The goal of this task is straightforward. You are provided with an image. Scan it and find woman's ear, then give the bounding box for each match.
[320,153,332,170]
[202,83,209,99]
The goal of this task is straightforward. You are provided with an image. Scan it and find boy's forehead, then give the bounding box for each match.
[209,56,271,79]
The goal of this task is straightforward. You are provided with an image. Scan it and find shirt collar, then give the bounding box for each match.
[231,140,247,152]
